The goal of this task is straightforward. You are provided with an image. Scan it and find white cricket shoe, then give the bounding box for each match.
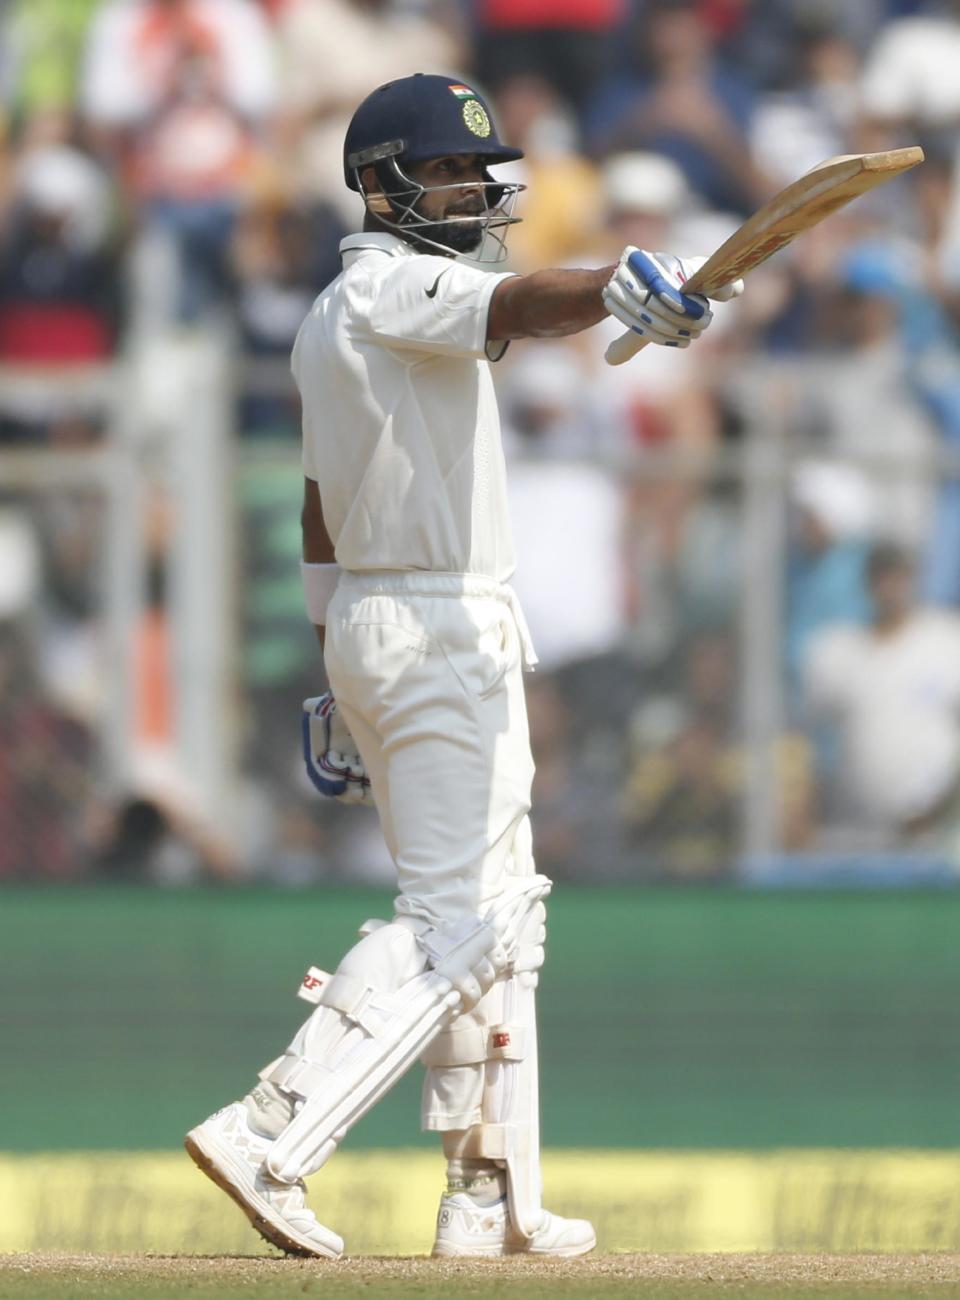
[432,1192,596,1258]
[184,1102,343,1259]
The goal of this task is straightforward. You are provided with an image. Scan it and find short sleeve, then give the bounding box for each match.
[367,255,516,359]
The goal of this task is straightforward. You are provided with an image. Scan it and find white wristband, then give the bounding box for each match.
[302,561,341,625]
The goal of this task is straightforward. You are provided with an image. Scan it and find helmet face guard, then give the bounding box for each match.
[348,148,524,264]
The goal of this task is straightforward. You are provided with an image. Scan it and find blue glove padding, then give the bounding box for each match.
[627,249,707,321]
[302,692,373,805]
[603,246,713,348]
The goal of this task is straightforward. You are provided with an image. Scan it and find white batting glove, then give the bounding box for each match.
[603,248,742,348]
[603,248,710,347]
[302,693,373,805]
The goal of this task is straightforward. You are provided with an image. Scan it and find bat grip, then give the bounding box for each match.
[605,330,650,366]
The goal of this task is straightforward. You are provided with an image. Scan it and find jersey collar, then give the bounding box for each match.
[339,232,416,266]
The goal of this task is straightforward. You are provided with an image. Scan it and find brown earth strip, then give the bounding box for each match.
[3,1252,960,1287]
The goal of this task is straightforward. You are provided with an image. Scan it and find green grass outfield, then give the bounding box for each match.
[4,1253,960,1300]
[5,888,960,1155]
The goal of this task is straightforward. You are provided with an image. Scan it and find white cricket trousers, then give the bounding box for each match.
[324,571,540,1133]
[323,571,538,930]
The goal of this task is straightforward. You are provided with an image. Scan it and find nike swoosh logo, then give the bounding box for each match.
[425,270,449,299]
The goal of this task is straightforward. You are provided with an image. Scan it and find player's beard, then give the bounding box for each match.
[415,198,486,255]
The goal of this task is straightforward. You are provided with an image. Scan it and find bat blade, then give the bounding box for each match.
[605,146,924,366]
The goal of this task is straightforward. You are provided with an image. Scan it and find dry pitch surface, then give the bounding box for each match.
[3,1254,960,1300]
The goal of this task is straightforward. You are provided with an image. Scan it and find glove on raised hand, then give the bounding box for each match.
[302,692,373,805]
[603,248,741,348]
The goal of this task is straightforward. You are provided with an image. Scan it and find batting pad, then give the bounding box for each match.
[261,877,552,1184]
[264,962,462,1183]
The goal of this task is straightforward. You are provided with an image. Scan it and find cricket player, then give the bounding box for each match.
[185,73,741,1260]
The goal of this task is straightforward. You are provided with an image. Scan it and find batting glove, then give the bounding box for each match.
[603,248,723,348]
[302,692,373,805]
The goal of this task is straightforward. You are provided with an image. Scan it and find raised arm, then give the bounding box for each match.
[487,250,741,348]
[487,266,616,341]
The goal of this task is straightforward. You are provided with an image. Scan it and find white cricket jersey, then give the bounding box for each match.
[293,232,517,581]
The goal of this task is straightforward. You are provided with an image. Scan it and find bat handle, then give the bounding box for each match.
[605,329,650,366]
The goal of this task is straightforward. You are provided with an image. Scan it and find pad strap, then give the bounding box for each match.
[455,1124,510,1161]
[295,965,381,1035]
[264,1052,333,1097]
[421,1020,526,1068]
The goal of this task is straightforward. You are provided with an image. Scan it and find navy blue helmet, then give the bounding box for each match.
[344,74,523,187]
[343,74,525,262]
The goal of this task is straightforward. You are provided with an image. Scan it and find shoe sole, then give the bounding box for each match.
[184,1129,340,1260]
[433,1233,597,1259]
[515,1234,597,1258]
[432,1243,507,1258]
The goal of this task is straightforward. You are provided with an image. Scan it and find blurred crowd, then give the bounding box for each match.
[4,0,960,885]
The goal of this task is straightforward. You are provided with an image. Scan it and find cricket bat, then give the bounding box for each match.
[605,146,924,366]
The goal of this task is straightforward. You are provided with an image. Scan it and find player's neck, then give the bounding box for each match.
[362,213,413,243]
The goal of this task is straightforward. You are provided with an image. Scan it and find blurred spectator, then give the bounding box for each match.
[232,187,345,432]
[502,346,627,668]
[749,18,862,184]
[525,672,625,879]
[92,796,176,880]
[1,0,101,118]
[859,1,960,273]
[0,144,118,370]
[803,241,938,548]
[91,792,238,882]
[2,1,959,885]
[860,1,960,132]
[580,150,734,443]
[132,49,258,321]
[0,623,92,880]
[571,151,737,655]
[81,0,277,136]
[828,239,960,607]
[624,701,740,880]
[502,342,612,462]
[804,543,960,843]
[473,0,626,120]
[490,75,602,271]
[33,484,107,727]
[585,0,766,214]
[275,0,461,221]
[732,0,896,91]
[785,460,874,685]
[0,506,40,618]
[623,629,744,881]
[625,627,814,877]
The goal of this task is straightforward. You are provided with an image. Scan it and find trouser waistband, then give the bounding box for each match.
[339,570,538,670]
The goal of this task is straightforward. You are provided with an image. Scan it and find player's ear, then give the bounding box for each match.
[361,166,392,215]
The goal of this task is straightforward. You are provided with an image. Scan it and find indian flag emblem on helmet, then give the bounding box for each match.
[462,99,491,138]
[448,84,475,99]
